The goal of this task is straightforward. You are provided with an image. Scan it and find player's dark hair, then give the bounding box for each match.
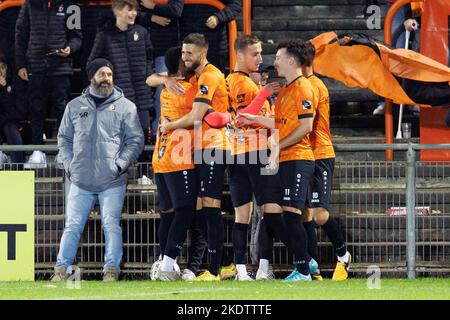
[234,34,261,52]
[304,41,316,67]
[165,46,182,76]
[183,33,209,50]
[277,39,309,67]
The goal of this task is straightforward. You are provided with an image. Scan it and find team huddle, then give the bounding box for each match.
[148,33,351,282]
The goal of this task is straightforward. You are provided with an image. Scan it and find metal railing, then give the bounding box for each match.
[1,143,449,278]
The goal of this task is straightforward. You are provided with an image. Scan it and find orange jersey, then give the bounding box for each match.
[274,76,316,162]
[152,81,196,173]
[226,71,272,155]
[190,63,230,150]
[308,75,335,160]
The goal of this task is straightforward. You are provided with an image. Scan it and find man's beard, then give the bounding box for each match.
[185,59,201,73]
[92,80,113,97]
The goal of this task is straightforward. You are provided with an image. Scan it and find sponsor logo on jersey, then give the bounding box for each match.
[302,100,312,110]
[199,85,209,95]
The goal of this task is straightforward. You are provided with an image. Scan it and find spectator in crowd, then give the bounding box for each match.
[180,0,241,73]
[373,0,420,115]
[88,0,154,174]
[52,58,144,282]
[139,0,184,142]
[15,0,82,168]
[0,53,26,165]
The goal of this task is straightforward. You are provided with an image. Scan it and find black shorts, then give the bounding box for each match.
[155,169,197,212]
[228,151,283,207]
[195,148,229,200]
[305,158,335,211]
[279,160,315,211]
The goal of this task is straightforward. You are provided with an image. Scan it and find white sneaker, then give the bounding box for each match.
[156,270,181,281]
[150,256,162,281]
[24,150,47,169]
[181,268,196,281]
[373,102,385,116]
[255,268,275,280]
[137,175,153,185]
[150,255,180,280]
[235,273,254,281]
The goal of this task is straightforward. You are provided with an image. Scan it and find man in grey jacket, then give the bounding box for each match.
[52,58,144,282]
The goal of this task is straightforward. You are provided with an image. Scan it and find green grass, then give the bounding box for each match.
[0,279,449,300]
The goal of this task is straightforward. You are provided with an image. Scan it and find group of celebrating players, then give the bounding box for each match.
[147,32,351,282]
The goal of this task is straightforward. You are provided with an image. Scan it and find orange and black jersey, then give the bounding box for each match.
[152,80,196,173]
[226,71,272,155]
[274,76,317,162]
[190,63,230,150]
[308,75,335,160]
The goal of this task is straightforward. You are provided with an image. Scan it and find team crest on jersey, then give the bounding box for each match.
[6,86,11,93]
[199,85,209,95]
[237,93,246,103]
[133,32,139,42]
[158,146,166,159]
[302,100,312,110]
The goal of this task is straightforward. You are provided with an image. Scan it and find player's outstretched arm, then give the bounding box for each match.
[236,113,275,129]
[161,102,210,133]
[237,82,281,115]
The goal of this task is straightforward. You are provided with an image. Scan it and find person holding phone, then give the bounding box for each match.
[15,0,82,168]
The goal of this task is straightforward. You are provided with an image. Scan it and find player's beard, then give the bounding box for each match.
[185,59,201,74]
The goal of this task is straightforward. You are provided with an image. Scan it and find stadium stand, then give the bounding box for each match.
[0,0,449,279]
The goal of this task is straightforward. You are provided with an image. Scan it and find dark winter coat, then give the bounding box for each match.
[180,0,241,54]
[15,0,82,76]
[139,0,184,58]
[87,20,154,112]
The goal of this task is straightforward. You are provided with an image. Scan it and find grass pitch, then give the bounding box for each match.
[0,279,449,300]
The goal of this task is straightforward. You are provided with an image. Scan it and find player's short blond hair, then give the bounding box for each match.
[234,34,261,52]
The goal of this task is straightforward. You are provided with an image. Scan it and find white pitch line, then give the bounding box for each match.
[44,287,239,300]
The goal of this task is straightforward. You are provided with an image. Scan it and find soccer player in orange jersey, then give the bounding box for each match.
[268,40,319,282]
[158,33,230,281]
[302,41,351,281]
[149,47,197,281]
[226,35,281,280]
[237,40,320,281]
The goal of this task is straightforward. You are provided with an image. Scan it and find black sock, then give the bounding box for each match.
[258,218,274,261]
[283,212,310,275]
[303,220,319,263]
[232,223,249,264]
[203,207,224,276]
[164,206,195,259]
[263,213,289,247]
[158,212,175,256]
[321,217,347,258]
[187,211,208,274]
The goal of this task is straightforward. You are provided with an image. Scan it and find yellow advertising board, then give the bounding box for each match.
[0,171,34,281]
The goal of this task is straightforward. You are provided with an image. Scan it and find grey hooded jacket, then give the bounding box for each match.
[58,86,144,192]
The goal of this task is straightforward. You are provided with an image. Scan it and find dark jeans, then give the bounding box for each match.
[28,74,70,144]
[1,122,24,163]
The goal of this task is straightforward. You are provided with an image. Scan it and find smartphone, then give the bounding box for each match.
[46,50,61,56]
